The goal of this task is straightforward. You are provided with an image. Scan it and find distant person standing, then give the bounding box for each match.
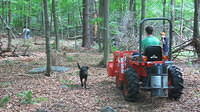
[23,27,31,39]
[160,32,169,56]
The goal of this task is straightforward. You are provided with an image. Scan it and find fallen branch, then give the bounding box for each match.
[66,35,82,40]
[172,39,193,54]
[0,16,17,39]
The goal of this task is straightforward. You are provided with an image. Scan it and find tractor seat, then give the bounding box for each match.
[144,46,162,61]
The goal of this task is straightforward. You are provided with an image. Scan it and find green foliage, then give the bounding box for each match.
[17,91,48,104]
[90,17,104,25]
[51,42,56,49]
[17,91,34,104]
[66,56,74,62]
[0,82,12,88]
[60,80,79,88]
[0,96,10,107]
[111,45,119,52]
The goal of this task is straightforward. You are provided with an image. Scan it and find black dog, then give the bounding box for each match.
[77,63,89,89]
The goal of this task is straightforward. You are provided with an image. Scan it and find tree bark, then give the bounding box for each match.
[141,0,146,33]
[52,0,59,50]
[7,0,11,51]
[163,0,166,32]
[170,0,175,26]
[97,0,104,51]
[193,0,200,59]
[82,0,91,48]
[43,0,51,76]
[1,0,4,32]
[101,0,110,66]
[180,0,184,37]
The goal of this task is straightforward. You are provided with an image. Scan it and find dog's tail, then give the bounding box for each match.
[77,62,81,69]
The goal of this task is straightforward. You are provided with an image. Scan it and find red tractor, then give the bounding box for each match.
[107,18,184,101]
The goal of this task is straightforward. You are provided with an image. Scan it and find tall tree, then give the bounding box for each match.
[193,0,200,59]
[180,0,184,37]
[52,0,59,50]
[7,0,11,51]
[1,0,5,32]
[82,0,91,48]
[101,0,110,66]
[170,0,175,26]
[163,0,166,32]
[129,0,137,34]
[141,0,146,33]
[97,0,104,51]
[43,0,51,76]
[141,0,146,20]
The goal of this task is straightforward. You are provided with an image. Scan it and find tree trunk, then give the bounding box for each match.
[163,0,166,32]
[97,0,104,51]
[101,0,110,66]
[141,0,146,33]
[170,0,175,26]
[7,0,11,51]
[1,0,4,32]
[193,0,200,59]
[52,0,59,50]
[43,0,51,76]
[27,0,31,28]
[180,0,184,38]
[89,0,95,45]
[129,0,137,36]
[82,0,91,48]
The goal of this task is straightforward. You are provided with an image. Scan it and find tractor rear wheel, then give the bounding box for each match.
[123,67,139,101]
[168,66,184,100]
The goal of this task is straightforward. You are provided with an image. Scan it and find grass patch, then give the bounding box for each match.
[60,80,79,88]
[17,91,48,104]
[66,56,75,62]
[0,82,12,88]
[0,96,10,108]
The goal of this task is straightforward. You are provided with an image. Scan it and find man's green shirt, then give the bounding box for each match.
[142,36,161,51]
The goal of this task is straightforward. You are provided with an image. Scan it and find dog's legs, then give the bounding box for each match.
[80,78,83,87]
[84,77,87,89]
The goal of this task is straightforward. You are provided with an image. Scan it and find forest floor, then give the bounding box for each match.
[0,36,199,112]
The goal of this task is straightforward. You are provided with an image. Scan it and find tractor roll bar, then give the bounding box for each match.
[139,18,173,60]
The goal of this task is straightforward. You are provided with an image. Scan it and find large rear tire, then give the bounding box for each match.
[168,66,184,100]
[123,67,140,101]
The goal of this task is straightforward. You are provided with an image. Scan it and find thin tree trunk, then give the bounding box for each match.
[41,1,44,35]
[52,0,59,50]
[43,0,51,76]
[1,0,4,32]
[193,0,200,59]
[170,0,175,26]
[101,0,110,66]
[7,0,11,51]
[97,0,104,51]
[129,0,133,11]
[28,0,31,28]
[141,0,146,33]
[82,0,91,48]
[133,0,137,35]
[180,0,184,38]
[89,0,95,45]
[163,0,166,32]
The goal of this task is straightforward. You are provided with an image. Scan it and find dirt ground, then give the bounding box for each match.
[0,37,200,112]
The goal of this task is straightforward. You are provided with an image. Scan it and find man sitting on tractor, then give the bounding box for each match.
[142,26,161,51]
[132,26,161,57]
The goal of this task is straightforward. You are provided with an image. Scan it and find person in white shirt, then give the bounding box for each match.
[23,27,31,39]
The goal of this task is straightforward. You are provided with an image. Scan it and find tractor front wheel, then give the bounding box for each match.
[168,66,184,100]
[123,67,139,101]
